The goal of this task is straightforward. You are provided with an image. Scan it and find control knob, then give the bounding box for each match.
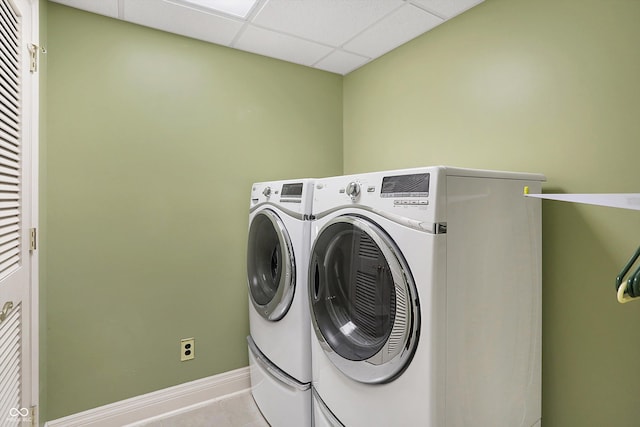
[262,186,272,197]
[346,181,361,200]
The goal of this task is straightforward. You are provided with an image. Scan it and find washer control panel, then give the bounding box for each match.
[251,180,314,215]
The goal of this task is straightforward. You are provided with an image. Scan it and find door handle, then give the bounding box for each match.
[0,301,14,323]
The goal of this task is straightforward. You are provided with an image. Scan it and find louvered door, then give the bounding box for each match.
[0,0,37,424]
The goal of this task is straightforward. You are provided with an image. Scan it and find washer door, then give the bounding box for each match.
[309,215,419,384]
[247,209,295,321]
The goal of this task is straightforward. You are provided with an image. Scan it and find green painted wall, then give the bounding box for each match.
[38,1,47,425]
[343,0,640,426]
[45,3,342,420]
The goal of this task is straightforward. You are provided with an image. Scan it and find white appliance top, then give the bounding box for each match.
[312,166,545,229]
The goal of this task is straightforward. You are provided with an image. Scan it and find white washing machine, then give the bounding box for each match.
[308,166,545,427]
[246,179,314,427]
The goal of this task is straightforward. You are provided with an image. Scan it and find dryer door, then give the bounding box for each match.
[309,215,420,384]
[247,209,295,321]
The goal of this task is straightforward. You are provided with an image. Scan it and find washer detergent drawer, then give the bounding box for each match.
[248,337,312,427]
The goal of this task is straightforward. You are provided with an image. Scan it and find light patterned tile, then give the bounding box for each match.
[138,391,268,427]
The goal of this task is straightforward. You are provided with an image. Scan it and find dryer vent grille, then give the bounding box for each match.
[358,235,379,259]
[355,271,379,337]
[353,269,396,343]
[387,283,407,355]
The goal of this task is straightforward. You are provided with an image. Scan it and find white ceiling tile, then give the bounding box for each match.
[123,0,245,46]
[234,26,333,67]
[252,0,404,47]
[174,0,259,19]
[49,0,120,18]
[50,0,486,74]
[344,4,443,59]
[314,50,370,75]
[410,0,484,19]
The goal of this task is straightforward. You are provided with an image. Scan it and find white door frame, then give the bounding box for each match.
[27,0,40,420]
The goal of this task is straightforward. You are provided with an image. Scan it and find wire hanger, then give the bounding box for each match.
[616,246,640,303]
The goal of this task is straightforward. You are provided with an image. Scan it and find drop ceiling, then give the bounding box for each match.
[48,0,484,75]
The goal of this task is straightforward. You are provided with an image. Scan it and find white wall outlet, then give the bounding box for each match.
[180,338,195,361]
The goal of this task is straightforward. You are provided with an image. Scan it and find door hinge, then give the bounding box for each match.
[29,228,37,251]
[30,405,37,427]
[28,43,38,73]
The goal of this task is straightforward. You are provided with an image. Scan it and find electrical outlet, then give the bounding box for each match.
[180,338,195,361]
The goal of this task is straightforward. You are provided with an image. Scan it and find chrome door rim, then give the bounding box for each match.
[309,215,420,383]
[247,209,296,321]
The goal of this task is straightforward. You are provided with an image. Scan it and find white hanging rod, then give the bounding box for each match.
[524,192,640,211]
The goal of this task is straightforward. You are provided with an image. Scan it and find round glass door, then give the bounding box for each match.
[309,215,420,384]
[247,209,295,321]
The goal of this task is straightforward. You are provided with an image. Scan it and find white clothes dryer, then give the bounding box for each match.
[308,166,544,427]
[247,179,314,427]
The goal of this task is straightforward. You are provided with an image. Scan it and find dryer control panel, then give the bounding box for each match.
[381,172,431,208]
[312,167,446,229]
[380,172,430,198]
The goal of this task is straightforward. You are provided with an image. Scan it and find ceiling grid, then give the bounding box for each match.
[49,0,484,75]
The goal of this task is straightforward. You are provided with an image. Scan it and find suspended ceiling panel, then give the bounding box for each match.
[48,0,484,75]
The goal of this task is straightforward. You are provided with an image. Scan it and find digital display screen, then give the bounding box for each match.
[381,173,429,197]
[281,183,303,197]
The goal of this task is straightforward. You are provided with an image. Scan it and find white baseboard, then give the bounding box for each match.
[45,367,250,427]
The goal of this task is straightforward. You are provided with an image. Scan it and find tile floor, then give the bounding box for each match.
[135,390,269,427]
